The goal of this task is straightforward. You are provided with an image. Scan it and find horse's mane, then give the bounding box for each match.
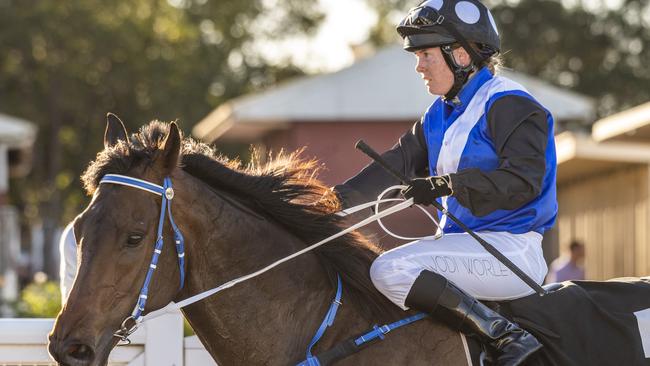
[82,121,400,321]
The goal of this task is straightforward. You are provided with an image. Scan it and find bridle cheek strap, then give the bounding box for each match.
[99,174,186,322]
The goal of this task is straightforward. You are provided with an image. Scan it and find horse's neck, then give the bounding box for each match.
[174,177,367,364]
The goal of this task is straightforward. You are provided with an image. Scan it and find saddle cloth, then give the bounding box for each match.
[465,277,650,366]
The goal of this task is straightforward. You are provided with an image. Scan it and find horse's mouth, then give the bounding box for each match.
[86,334,117,366]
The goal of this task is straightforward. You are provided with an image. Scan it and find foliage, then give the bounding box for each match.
[14,280,62,318]
[364,0,650,119]
[0,0,323,275]
[490,0,650,118]
[184,317,195,336]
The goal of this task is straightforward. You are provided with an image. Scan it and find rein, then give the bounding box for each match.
[142,193,419,322]
[98,173,440,346]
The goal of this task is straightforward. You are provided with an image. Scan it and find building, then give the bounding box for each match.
[555,102,650,280]
[0,113,36,315]
[0,113,35,203]
[193,45,598,268]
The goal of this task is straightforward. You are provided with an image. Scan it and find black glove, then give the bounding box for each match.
[402,175,453,205]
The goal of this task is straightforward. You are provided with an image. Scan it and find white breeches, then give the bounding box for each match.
[370,231,548,310]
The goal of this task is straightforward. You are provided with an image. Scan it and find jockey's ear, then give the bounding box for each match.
[104,113,130,149]
[160,122,181,173]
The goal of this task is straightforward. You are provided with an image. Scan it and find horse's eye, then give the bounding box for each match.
[126,234,144,247]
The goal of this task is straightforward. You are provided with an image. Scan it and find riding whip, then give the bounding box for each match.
[355,140,547,296]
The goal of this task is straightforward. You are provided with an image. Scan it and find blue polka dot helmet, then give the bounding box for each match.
[397,0,500,57]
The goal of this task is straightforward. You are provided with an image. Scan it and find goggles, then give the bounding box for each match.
[399,6,445,29]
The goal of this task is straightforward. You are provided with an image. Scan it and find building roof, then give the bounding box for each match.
[555,131,650,184]
[194,45,595,142]
[0,113,36,148]
[592,101,650,143]
[553,100,650,184]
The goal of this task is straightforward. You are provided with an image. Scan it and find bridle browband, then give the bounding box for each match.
[99,174,186,344]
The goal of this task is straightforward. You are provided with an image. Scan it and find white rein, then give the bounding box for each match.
[140,185,442,323]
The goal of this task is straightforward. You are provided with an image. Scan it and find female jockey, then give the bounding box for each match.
[334,1,557,365]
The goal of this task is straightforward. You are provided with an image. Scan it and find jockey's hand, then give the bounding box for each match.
[402,175,453,205]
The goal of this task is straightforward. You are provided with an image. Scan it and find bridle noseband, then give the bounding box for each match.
[99,174,186,344]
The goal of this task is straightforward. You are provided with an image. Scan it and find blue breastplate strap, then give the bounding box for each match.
[353,312,427,346]
[296,276,428,366]
[301,275,343,366]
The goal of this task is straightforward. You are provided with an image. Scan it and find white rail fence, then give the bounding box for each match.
[0,312,217,366]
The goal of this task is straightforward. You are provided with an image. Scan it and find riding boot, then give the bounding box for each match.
[405,270,542,366]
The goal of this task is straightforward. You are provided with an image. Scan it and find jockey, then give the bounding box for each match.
[334,1,557,365]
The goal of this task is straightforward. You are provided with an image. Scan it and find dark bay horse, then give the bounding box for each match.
[48,115,468,365]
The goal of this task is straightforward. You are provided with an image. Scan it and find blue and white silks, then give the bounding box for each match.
[423,67,557,235]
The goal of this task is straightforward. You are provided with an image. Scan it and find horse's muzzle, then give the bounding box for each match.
[48,334,96,366]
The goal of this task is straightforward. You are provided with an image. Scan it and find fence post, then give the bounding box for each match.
[144,310,184,366]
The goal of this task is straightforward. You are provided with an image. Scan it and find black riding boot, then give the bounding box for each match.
[405,270,542,366]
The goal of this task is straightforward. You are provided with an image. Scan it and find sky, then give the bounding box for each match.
[257,0,379,73]
[257,0,628,74]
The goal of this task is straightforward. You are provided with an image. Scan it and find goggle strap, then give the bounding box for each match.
[402,5,486,65]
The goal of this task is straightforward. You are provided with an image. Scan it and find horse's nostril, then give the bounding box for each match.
[66,342,95,362]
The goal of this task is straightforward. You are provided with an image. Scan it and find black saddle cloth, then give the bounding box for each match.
[478,277,650,366]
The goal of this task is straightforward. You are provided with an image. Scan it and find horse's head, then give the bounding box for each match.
[48,114,185,366]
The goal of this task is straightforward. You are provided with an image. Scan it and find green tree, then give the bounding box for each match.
[0,0,322,277]
[364,0,650,118]
[490,0,650,117]
[14,280,61,318]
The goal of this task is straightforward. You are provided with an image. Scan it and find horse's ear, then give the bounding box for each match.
[160,122,181,172]
[104,113,130,149]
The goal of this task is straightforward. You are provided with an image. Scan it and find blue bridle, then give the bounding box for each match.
[98,173,428,357]
[99,174,186,341]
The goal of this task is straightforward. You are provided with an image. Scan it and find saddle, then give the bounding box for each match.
[466,278,650,366]
[299,277,650,365]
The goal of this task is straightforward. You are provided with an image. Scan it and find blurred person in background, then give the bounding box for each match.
[546,240,585,283]
[333,0,557,365]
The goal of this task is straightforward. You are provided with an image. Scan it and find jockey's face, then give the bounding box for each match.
[414,46,471,96]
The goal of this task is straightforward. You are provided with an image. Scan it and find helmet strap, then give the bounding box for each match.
[435,17,485,66]
[440,45,475,102]
[433,9,485,102]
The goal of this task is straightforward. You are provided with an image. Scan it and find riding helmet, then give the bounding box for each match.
[397,0,500,56]
[397,0,501,101]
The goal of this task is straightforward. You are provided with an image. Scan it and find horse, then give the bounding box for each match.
[48,115,470,366]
